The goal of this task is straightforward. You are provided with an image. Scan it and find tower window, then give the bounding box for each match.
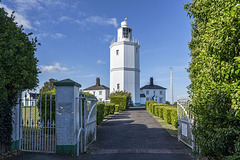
[117,84,120,90]
[99,91,102,95]
[122,28,131,38]
[116,50,119,55]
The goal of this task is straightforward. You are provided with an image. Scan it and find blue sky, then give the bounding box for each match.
[1,0,192,102]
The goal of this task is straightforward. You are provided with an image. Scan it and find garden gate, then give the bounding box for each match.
[19,93,56,153]
[77,91,97,156]
[177,98,195,149]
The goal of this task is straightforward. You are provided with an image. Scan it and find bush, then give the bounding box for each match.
[37,90,56,123]
[163,107,172,124]
[158,106,164,118]
[97,102,104,125]
[115,104,119,112]
[105,103,115,115]
[110,96,128,111]
[170,108,178,128]
[155,106,160,116]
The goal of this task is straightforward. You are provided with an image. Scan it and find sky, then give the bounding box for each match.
[1,0,192,102]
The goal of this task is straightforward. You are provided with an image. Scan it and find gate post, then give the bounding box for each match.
[54,79,81,155]
[11,96,21,150]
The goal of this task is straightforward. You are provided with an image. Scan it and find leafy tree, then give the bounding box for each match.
[185,0,240,159]
[165,101,170,105]
[0,5,40,146]
[40,78,58,94]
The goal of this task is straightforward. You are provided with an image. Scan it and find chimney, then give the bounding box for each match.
[96,77,100,86]
[150,77,154,86]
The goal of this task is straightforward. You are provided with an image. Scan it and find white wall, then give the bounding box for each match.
[141,89,166,104]
[84,89,109,102]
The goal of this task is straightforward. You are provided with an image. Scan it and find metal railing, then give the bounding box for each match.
[177,98,195,149]
[77,91,97,156]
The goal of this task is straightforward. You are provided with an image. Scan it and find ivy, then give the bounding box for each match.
[0,5,39,146]
[185,0,240,159]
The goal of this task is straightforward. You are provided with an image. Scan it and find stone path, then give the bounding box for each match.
[7,106,193,160]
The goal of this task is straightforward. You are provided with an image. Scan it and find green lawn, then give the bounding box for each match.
[148,111,178,137]
[22,106,40,125]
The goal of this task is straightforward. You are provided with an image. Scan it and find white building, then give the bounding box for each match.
[109,20,140,106]
[84,78,110,102]
[140,77,167,104]
[22,92,40,106]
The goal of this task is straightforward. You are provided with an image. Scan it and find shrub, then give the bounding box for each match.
[104,104,110,116]
[155,106,160,116]
[115,104,119,112]
[170,108,178,128]
[110,96,128,111]
[105,103,115,115]
[163,107,172,124]
[97,102,104,125]
[37,90,56,123]
[158,106,164,118]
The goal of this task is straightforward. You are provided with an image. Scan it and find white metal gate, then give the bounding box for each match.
[177,98,195,149]
[77,91,97,156]
[19,92,56,153]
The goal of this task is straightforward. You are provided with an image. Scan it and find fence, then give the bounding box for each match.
[19,92,56,153]
[77,91,97,156]
[177,98,195,149]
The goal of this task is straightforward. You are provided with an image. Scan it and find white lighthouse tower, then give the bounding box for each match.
[110,20,140,105]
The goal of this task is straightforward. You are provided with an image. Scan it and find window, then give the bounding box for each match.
[146,90,149,95]
[99,91,102,95]
[93,91,95,95]
[123,28,132,38]
[117,84,120,90]
[153,91,155,95]
[160,98,163,103]
[99,98,102,102]
[160,91,163,95]
[116,50,119,55]
[146,98,150,101]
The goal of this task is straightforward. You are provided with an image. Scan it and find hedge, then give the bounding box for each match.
[105,103,115,115]
[145,101,178,128]
[97,102,105,125]
[115,104,119,112]
[37,90,55,123]
[170,108,178,128]
[110,96,128,111]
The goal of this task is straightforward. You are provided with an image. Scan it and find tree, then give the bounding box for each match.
[0,5,40,146]
[165,101,170,105]
[40,78,58,94]
[185,0,240,159]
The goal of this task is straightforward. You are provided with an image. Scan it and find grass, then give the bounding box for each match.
[22,106,40,125]
[148,111,178,137]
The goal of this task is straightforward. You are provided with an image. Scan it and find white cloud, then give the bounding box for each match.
[102,34,114,42]
[40,63,68,73]
[97,59,106,64]
[52,33,66,39]
[0,4,33,29]
[86,16,118,27]
[59,16,72,22]
[34,21,41,25]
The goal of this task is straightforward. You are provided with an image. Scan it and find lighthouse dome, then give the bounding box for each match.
[121,21,128,27]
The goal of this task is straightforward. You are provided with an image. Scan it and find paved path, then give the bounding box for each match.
[7,106,193,160]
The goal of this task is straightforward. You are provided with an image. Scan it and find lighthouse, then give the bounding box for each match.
[109,20,140,106]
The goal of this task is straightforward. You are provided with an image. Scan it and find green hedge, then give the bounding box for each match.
[170,108,178,128]
[163,107,172,124]
[37,90,55,123]
[115,104,119,112]
[105,103,115,115]
[110,96,128,111]
[145,101,178,128]
[97,102,105,125]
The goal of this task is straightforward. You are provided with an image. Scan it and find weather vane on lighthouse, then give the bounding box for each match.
[124,17,127,21]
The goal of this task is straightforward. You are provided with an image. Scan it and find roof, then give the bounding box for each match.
[140,85,166,90]
[54,78,81,87]
[84,85,109,90]
[140,94,146,97]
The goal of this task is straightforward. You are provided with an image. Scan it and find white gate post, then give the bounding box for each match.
[11,95,21,150]
[54,79,81,155]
